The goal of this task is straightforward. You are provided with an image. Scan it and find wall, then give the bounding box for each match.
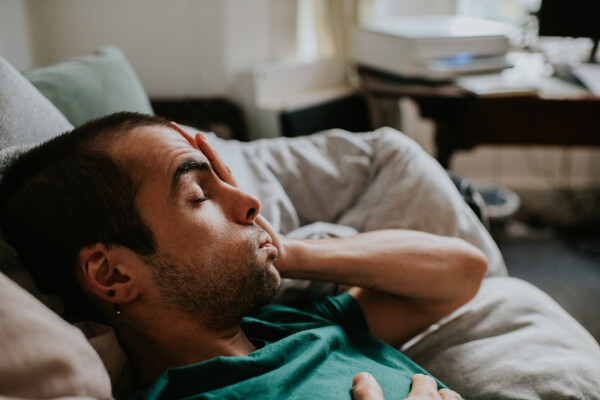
[11,0,296,98]
[0,0,35,70]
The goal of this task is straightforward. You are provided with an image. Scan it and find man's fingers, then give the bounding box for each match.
[410,374,439,395]
[352,372,384,400]
[168,122,238,186]
[168,122,197,148]
[406,374,439,398]
[351,373,461,400]
[194,133,238,187]
[404,375,462,400]
[439,389,461,400]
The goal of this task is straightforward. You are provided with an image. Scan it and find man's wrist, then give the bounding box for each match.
[274,238,308,278]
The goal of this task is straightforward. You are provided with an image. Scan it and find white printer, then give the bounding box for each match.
[353,15,512,80]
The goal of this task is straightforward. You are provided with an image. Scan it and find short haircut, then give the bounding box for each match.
[0,112,170,321]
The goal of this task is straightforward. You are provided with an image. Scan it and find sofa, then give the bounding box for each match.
[1,46,599,400]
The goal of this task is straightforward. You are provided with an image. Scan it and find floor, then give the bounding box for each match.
[493,218,600,344]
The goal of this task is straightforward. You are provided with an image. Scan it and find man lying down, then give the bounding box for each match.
[0,112,487,399]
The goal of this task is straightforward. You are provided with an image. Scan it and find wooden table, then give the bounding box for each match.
[358,67,600,168]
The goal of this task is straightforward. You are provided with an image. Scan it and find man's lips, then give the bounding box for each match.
[259,234,273,249]
[259,235,278,262]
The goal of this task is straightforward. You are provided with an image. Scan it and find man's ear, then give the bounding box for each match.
[78,243,138,304]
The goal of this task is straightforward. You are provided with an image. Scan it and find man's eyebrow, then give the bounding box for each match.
[170,159,210,196]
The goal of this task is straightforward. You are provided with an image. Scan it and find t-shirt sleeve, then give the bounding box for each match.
[301,292,369,333]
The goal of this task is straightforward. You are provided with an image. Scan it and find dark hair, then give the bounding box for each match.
[0,112,170,321]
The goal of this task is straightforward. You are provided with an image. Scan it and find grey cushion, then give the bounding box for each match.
[0,57,73,150]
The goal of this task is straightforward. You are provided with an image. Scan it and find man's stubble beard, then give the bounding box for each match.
[143,227,280,331]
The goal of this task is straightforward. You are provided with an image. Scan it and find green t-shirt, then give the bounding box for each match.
[134,293,448,399]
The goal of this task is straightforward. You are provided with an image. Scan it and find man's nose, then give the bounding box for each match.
[228,186,261,224]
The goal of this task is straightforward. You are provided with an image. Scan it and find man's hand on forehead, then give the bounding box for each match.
[169,121,198,149]
[168,122,238,187]
[168,121,282,258]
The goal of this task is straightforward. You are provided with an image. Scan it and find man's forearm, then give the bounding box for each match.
[276,229,487,305]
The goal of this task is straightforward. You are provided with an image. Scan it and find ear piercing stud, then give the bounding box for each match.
[106,290,121,315]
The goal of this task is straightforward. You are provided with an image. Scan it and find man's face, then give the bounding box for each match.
[111,125,280,330]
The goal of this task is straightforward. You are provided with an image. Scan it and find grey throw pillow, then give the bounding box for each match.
[0,57,73,150]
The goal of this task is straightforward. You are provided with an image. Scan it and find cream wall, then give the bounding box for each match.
[7,0,296,97]
[0,0,35,70]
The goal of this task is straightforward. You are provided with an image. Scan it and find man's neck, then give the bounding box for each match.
[117,318,256,386]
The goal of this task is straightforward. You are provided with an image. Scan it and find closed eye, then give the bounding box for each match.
[193,194,210,204]
[171,159,210,199]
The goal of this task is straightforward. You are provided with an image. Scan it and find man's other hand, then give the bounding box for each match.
[352,373,461,400]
